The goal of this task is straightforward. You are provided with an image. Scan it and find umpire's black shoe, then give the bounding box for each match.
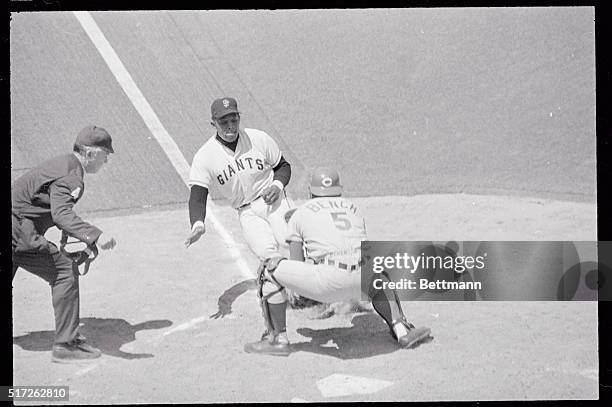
[52,336,101,363]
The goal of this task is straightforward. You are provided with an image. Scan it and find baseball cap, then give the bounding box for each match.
[75,125,114,153]
[211,97,240,120]
[309,167,343,196]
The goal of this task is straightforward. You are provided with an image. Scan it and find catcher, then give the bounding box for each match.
[244,167,432,356]
[12,125,117,363]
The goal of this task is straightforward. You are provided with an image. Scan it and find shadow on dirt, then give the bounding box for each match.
[292,313,432,359]
[210,279,256,319]
[13,317,172,359]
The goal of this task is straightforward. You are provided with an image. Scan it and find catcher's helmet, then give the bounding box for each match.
[309,167,343,197]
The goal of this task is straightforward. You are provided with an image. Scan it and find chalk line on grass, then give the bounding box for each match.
[73,11,252,280]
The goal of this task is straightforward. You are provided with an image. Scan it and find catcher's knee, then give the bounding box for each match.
[264,256,286,273]
[262,283,286,304]
[257,257,287,303]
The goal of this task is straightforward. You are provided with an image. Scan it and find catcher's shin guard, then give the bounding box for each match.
[256,257,286,335]
[369,270,409,337]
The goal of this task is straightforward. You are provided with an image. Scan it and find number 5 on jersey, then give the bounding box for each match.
[330,211,352,230]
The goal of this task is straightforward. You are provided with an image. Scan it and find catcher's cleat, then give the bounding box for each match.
[389,318,414,340]
[395,323,432,349]
[244,332,290,356]
[258,330,274,342]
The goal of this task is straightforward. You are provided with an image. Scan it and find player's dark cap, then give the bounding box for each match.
[75,125,114,153]
[211,97,240,120]
[309,167,343,196]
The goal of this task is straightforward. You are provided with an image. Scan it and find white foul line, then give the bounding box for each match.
[75,362,101,377]
[162,316,206,336]
[73,11,252,279]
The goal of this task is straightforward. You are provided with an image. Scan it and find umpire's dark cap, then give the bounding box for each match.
[211,97,240,120]
[76,125,114,153]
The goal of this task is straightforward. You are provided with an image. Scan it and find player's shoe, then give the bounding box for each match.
[393,320,432,349]
[244,331,290,356]
[52,334,101,363]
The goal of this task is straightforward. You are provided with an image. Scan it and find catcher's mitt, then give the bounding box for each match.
[60,232,98,275]
[286,288,322,309]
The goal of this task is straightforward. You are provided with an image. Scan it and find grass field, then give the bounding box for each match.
[10,9,597,403]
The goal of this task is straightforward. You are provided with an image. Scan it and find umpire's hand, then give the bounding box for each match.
[262,185,281,204]
[185,221,206,248]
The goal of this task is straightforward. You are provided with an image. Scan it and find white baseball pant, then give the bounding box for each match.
[238,194,293,260]
[265,259,364,304]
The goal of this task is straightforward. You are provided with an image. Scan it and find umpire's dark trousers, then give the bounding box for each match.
[12,250,80,344]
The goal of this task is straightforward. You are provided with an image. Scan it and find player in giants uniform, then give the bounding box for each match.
[244,167,432,356]
[185,97,293,260]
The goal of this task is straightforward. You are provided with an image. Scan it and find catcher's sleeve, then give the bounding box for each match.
[188,185,208,227]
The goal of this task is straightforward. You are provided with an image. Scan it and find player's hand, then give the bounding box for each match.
[262,185,281,204]
[98,234,117,250]
[209,303,231,319]
[185,222,206,248]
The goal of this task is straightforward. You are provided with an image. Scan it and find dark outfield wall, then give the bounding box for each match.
[11,8,595,214]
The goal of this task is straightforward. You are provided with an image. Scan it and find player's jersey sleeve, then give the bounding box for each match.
[285,208,303,243]
[188,147,213,189]
[248,128,282,167]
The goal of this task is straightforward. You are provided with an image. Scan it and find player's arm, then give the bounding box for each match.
[273,155,291,187]
[289,240,305,262]
[185,185,208,248]
[285,209,305,261]
[262,155,292,204]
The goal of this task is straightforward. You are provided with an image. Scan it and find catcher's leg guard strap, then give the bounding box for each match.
[259,258,286,302]
[256,258,286,333]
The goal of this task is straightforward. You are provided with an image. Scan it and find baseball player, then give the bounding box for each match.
[185,97,293,260]
[12,125,117,363]
[244,167,432,356]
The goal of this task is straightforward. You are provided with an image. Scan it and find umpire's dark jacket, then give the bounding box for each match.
[12,153,102,254]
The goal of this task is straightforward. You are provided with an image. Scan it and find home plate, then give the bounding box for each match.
[316,373,393,397]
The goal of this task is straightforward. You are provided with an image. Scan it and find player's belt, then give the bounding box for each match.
[321,258,364,272]
[237,195,262,210]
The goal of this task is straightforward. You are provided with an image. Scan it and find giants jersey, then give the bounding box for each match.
[286,197,367,263]
[188,128,282,209]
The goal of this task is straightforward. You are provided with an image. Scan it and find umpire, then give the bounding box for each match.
[12,125,117,363]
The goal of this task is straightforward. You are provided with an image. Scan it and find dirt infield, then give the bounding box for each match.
[12,194,598,403]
